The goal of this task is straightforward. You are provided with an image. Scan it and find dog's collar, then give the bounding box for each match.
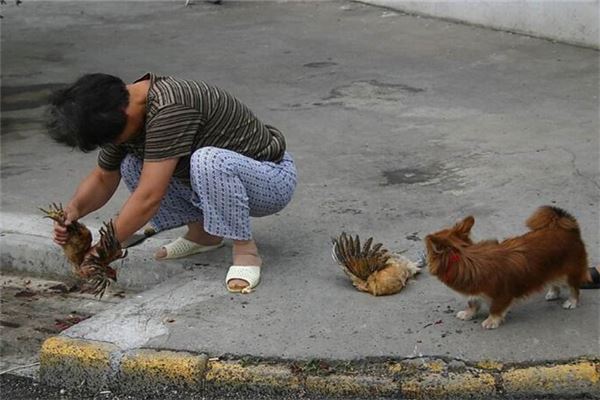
[444,251,460,282]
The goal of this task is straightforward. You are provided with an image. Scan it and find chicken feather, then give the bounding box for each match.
[41,204,125,298]
[80,220,126,299]
[331,232,420,296]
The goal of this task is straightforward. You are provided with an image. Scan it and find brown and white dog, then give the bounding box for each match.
[424,206,588,329]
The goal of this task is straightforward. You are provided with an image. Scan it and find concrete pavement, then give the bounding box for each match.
[1,1,599,397]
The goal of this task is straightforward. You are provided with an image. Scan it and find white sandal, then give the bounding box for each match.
[226,266,261,294]
[157,237,224,260]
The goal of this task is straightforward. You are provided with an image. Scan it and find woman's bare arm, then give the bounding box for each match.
[113,158,179,243]
[67,166,122,218]
[54,166,121,245]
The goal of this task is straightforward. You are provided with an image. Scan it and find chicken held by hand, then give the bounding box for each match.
[40,203,92,268]
[80,220,127,298]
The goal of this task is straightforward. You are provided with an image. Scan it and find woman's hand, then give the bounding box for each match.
[53,204,80,246]
[53,166,121,247]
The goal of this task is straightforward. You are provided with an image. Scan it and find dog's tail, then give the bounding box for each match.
[526,206,579,231]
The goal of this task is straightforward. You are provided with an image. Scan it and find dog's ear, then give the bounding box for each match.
[454,216,475,235]
[426,235,453,254]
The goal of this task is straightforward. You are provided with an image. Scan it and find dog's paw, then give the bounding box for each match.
[545,288,560,301]
[562,299,578,309]
[456,310,474,321]
[481,316,502,329]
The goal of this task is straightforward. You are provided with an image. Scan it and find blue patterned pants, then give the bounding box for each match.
[120,147,297,240]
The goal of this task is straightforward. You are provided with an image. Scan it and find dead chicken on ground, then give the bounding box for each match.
[331,232,420,296]
[40,203,126,298]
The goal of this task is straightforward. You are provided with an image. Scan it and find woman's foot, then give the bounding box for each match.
[228,239,262,291]
[155,222,222,259]
[581,265,600,289]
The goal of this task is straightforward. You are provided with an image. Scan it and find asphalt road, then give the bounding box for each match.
[1,373,566,400]
[0,373,285,400]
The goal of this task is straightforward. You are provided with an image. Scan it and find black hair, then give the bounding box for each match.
[46,73,129,152]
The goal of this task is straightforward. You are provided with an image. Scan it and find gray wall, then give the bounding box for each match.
[361,1,599,49]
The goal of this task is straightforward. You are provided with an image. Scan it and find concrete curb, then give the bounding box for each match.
[40,336,600,398]
[0,212,200,291]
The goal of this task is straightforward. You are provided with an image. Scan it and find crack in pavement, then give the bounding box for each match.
[557,146,600,191]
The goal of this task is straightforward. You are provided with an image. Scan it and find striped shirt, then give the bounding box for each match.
[98,73,286,183]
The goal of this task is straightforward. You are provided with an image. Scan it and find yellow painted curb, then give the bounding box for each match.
[205,360,301,390]
[39,336,119,390]
[305,374,397,397]
[502,361,600,395]
[206,360,397,396]
[40,336,115,369]
[388,362,404,374]
[121,350,208,385]
[401,372,496,399]
[476,360,503,371]
[425,360,446,373]
[37,338,600,398]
